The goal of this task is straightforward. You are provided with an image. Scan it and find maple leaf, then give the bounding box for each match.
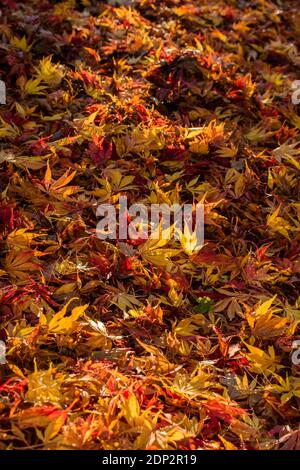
[216,143,238,158]
[43,412,67,443]
[114,127,165,157]
[229,415,261,441]
[247,297,288,338]
[6,228,40,250]
[266,374,300,404]
[243,343,283,375]
[123,394,141,427]
[177,221,204,255]
[10,35,31,52]
[17,406,66,430]
[267,205,291,239]
[204,398,247,424]
[26,364,65,406]
[4,248,41,280]
[163,369,216,399]
[172,314,205,337]
[17,76,47,96]
[137,225,179,267]
[245,124,274,142]
[111,291,142,312]
[0,116,19,138]
[34,56,64,87]
[136,339,177,373]
[36,161,78,200]
[48,301,88,334]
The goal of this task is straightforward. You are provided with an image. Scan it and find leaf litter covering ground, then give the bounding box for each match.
[0,0,300,451]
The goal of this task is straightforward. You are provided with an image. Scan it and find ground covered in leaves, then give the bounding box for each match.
[0,0,300,450]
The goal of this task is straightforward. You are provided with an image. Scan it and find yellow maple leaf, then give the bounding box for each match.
[243,343,283,375]
[4,248,41,280]
[123,394,141,427]
[267,205,291,239]
[35,56,64,86]
[48,301,88,334]
[18,76,47,96]
[10,35,32,52]
[26,363,65,406]
[172,314,205,337]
